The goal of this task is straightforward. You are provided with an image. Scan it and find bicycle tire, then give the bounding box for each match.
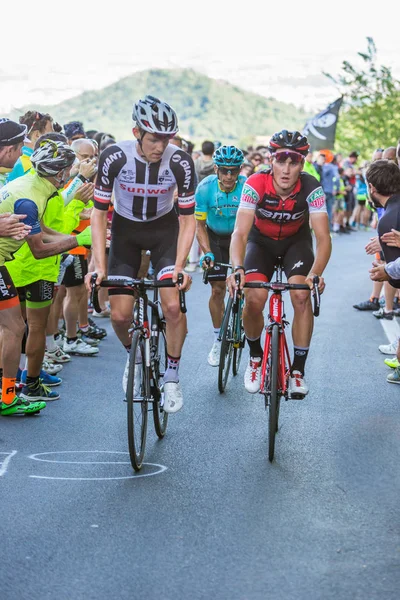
[232,300,245,376]
[127,331,149,471]
[268,324,280,462]
[152,324,169,438]
[218,296,234,393]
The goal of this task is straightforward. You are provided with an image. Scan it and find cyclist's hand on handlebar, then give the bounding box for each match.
[199,252,215,269]
[85,269,106,292]
[227,269,244,297]
[306,272,325,294]
[173,268,192,292]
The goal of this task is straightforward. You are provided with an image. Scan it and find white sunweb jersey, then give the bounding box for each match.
[94,141,196,221]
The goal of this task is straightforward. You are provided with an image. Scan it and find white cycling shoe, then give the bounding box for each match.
[207,341,221,366]
[379,339,399,355]
[289,370,309,398]
[244,358,262,394]
[162,381,183,413]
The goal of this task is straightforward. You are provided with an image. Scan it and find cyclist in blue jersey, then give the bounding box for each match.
[195,145,245,366]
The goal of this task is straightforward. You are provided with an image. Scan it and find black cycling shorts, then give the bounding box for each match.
[207,227,231,282]
[62,255,88,288]
[0,265,19,310]
[17,280,54,308]
[244,226,314,282]
[108,209,179,296]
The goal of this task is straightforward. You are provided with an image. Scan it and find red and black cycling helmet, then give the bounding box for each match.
[268,130,310,157]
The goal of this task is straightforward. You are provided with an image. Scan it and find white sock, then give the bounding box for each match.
[213,328,220,342]
[19,354,27,371]
[46,335,56,351]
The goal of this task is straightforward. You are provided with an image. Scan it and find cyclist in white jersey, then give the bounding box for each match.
[88,96,196,413]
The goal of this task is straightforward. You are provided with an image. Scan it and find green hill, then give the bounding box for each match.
[8,68,310,146]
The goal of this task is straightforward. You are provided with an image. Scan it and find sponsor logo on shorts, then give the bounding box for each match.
[0,275,10,297]
[292,261,304,270]
[157,265,174,281]
[178,194,195,206]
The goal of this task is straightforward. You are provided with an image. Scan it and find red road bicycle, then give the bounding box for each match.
[244,257,321,462]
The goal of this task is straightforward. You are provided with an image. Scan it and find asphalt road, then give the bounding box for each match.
[1,230,399,600]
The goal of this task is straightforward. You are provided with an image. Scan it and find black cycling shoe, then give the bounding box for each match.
[87,320,107,339]
[353,298,380,311]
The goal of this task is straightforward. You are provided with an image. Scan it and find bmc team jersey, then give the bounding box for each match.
[94,141,196,221]
[195,174,247,236]
[239,170,327,240]
[0,172,55,266]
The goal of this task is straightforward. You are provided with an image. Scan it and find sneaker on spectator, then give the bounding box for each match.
[21,369,62,387]
[54,333,65,348]
[387,367,400,384]
[63,338,99,356]
[42,360,63,375]
[45,346,71,363]
[373,308,394,320]
[384,356,400,369]
[88,319,107,338]
[91,306,111,318]
[379,339,399,354]
[353,298,380,311]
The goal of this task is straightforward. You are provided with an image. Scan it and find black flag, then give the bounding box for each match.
[302,97,343,151]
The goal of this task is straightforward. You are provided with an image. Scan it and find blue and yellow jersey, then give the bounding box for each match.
[7,146,34,183]
[195,174,246,236]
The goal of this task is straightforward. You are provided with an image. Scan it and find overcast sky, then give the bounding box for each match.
[2,0,399,114]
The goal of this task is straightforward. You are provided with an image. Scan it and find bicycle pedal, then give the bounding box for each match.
[289,393,306,400]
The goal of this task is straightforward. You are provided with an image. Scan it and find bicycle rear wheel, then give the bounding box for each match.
[152,324,169,438]
[232,299,245,376]
[268,324,280,462]
[127,331,149,471]
[218,296,234,393]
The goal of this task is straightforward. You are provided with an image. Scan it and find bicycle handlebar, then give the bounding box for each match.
[202,257,232,284]
[90,273,187,314]
[243,276,321,317]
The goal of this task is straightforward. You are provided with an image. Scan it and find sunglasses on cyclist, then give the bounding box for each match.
[218,167,240,176]
[273,151,304,164]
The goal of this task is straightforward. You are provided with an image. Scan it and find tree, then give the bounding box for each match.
[324,37,400,158]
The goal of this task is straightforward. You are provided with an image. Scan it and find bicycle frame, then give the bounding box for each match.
[260,290,291,399]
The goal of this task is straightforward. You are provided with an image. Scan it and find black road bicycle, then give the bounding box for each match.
[203,261,245,393]
[91,274,186,471]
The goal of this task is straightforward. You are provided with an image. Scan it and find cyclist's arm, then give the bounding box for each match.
[230,179,259,270]
[194,180,210,254]
[230,208,255,269]
[175,213,196,271]
[90,207,108,275]
[309,212,332,276]
[196,219,211,254]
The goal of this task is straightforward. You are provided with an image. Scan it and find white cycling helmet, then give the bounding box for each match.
[31,139,76,176]
[132,95,179,135]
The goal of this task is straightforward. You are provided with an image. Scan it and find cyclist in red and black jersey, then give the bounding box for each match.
[228,130,331,397]
[87,96,196,414]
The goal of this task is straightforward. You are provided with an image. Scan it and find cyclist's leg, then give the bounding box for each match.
[207,229,228,331]
[243,237,275,350]
[283,232,314,394]
[242,236,275,392]
[107,213,143,348]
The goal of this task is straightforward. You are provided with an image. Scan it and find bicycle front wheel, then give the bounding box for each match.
[268,324,280,462]
[152,324,169,439]
[218,296,234,393]
[127,331,149,471]
[232,300,245,376]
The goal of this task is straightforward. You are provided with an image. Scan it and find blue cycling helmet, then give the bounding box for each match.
[213,145,244,167]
